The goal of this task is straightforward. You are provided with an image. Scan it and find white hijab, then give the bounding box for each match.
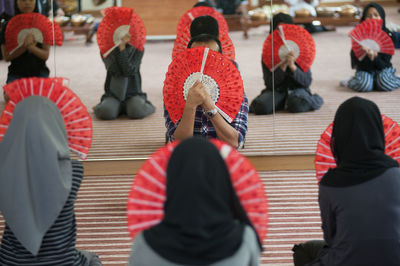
[0,96,72,256]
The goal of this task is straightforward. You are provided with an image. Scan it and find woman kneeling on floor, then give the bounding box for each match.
[340,3,400,92]
[94,8,155,120]
[249,13,323,115]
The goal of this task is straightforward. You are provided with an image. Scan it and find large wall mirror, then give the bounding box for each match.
[0,0,378,164]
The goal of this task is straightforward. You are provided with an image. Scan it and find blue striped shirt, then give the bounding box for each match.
[164,95,249,148]
[0,161,88,266]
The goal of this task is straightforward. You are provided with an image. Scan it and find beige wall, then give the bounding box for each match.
[121,0,197,36]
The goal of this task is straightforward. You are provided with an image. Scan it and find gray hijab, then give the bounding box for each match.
[0,96,72,256]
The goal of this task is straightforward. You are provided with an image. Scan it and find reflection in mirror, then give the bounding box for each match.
[0,0,58,99]
[248,1,323,110]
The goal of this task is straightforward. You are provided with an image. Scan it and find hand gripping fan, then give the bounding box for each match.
[315,115,400,182]
[127,139,269,241]
[0,77,93,159]
[262,24,316,72]
[97,7,146,58]
[176,6,229,35]
[349,19,395,60]
[5,13,63,55]
[172,26,235,61]
[163,47,244,124]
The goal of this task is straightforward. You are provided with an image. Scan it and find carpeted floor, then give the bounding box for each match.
[0,170,320,266]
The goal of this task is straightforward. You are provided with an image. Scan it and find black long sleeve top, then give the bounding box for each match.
[262,61,312,93]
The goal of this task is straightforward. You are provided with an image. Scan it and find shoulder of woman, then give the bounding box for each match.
[243,225,258,244]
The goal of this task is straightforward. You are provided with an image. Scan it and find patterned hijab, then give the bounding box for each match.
[0,96,72,255]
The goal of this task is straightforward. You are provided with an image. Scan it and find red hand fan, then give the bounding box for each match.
[176,6,229,35]
[315,115,400,182]
[127,139,269,241]
[97,7,146,58]
[172,26,235,61]
[0,77,93,159]
[349,19,395,60]
[5,13,63,54]
[263,24,315,72]
[163,47,244,124]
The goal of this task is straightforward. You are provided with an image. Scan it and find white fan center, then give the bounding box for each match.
[278,40,300,61]
[18,28,43,45]
[360,39,380,52]
[113,25,130,45]
[183,72,220,104]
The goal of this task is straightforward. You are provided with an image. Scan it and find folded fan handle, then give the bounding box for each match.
[278,25,291,52]
[103,42,120,58]
[271,60,285,72]
[9,43,23,55]
[215,105,233,123]
[200,47,209,82]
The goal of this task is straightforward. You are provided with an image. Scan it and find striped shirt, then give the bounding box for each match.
[164,95,249,148]
[0,161,88,266]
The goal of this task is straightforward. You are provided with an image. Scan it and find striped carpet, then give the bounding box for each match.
[0,170,321,265]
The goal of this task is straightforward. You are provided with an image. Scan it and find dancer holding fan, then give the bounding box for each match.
[164,16,248,148]
[249,13,323,115]
[165,15,247,149]
[293,97,400,266]
[340,3,400,92]
[128,137,264,266]
[94,7,155,120]
[0,78,101,265]
[0,0,62,101]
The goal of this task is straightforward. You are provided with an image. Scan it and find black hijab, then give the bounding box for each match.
[270,12,293,33]
[360,2,395,40]
[360,3,386,28]
[320,97,399,187]
[143,137,256,265]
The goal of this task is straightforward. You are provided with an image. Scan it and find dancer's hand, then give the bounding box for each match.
[186,80,208,109]
[362,46,377,61]
[286,50,297,72]
[367,49,378,61]
[24,33,35,48]
[119,33,131,51]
